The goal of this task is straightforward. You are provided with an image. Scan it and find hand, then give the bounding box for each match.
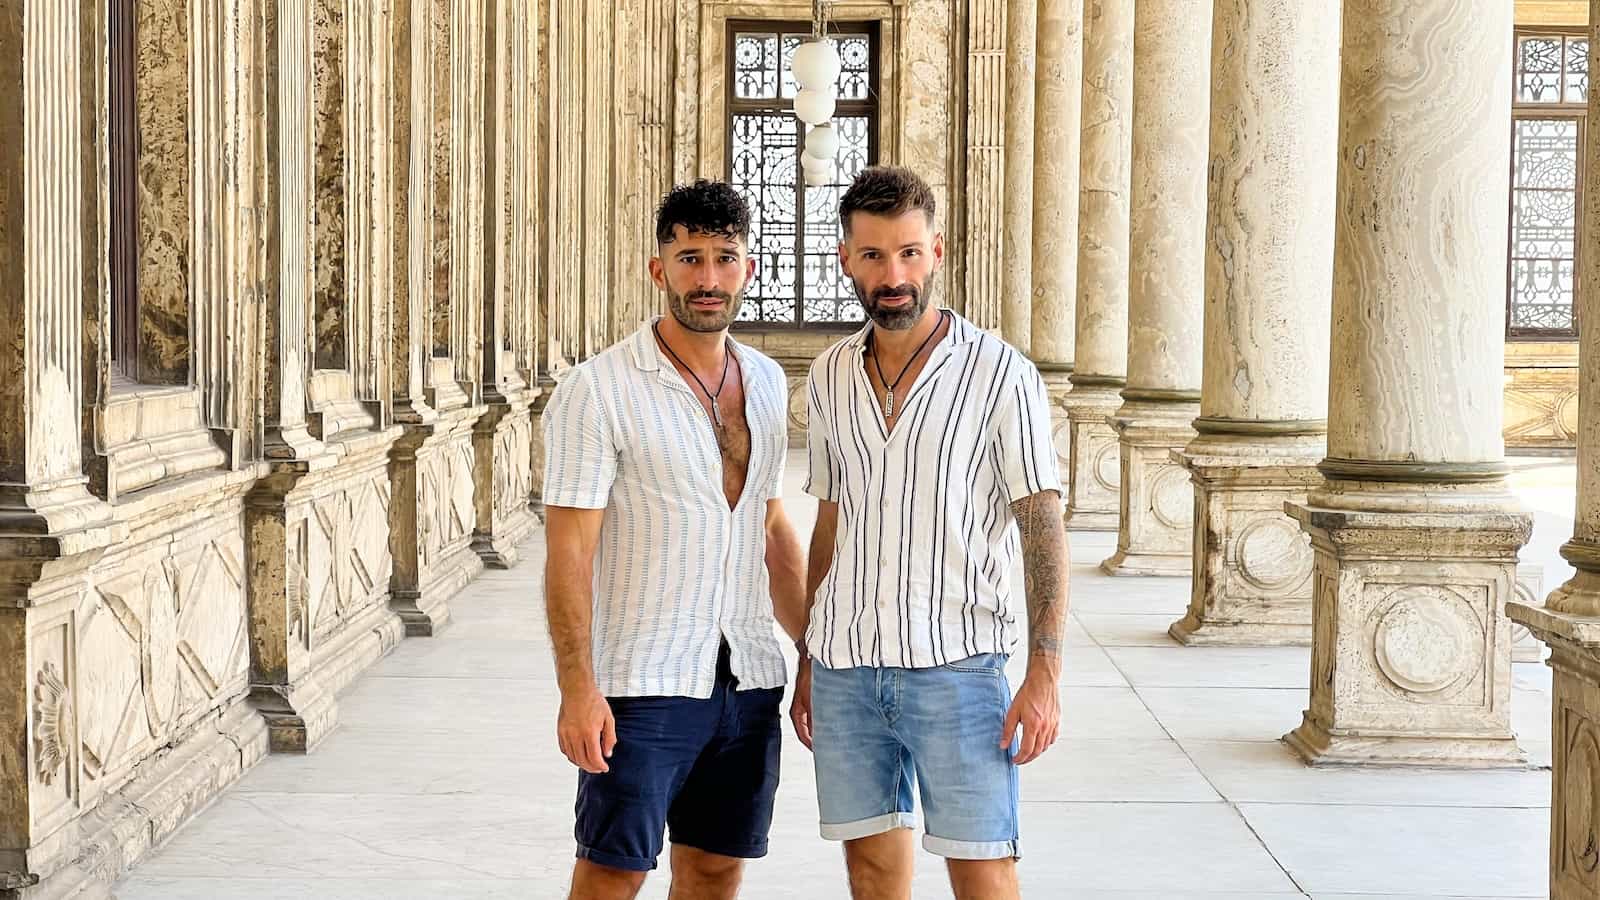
[790,656,814,750]
[557,685,616,774]
[1000,666,1060,765]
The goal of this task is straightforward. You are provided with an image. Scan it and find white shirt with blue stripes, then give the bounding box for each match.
[803,309,1063,670]
[541,318,790,698]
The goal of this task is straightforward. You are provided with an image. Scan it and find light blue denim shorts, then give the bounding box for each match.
[810,652,1021,860]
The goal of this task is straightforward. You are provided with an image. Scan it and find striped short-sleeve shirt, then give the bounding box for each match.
[541,318,790,699]
[802,309,1062,670]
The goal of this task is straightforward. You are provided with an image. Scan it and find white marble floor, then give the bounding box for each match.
[116,458,1575,899]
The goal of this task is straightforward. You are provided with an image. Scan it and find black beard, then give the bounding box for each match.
[666,287,743,333]
[855,278,932,331]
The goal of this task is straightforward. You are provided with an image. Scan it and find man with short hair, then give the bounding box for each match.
[791,165,1070,900]
[542,179,808,900]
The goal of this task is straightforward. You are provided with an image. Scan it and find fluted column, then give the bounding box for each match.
[0,4,119,893]
[999,0,1036,347]
[1030,0,1082,491]
[1061,0,1131,532]
[1510,5,1600,892]
[1167,0,1337,645]
[1284,0,1529,768]
[472,0,539,569]
[1099,0,1209,576]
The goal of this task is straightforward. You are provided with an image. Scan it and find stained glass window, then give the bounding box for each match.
[1509,30,1586,339]
[728,23,877,325]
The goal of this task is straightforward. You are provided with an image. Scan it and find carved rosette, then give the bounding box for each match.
[34,662,74,785]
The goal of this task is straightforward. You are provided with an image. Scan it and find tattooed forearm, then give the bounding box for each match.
[1012,490,1070,667]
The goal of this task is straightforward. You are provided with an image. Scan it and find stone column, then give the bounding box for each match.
[1099,0,1209,575]
[1284,0,1529,768]
[1510,5,1600,892]
[1000,0,1036,347]
[473,0,538,568]
[1167,0,1338,645]
[0,5,119,895]
[1061,0,1131,533]
[1029,0,1082,486]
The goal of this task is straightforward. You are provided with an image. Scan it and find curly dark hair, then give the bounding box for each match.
[839,166,936,237]
[654,179,752,245]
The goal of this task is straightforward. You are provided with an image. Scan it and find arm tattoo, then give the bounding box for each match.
[1012,490,1069,662]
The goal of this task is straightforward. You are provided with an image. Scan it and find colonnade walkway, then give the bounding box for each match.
[115,458,1576,899]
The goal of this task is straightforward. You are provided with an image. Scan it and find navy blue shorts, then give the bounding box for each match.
[574,645,783,872]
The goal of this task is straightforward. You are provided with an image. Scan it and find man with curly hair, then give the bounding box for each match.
[791,166,1070,900]
[541,180,808,899]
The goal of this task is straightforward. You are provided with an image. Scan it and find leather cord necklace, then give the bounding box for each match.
[653,321,731,431]
[868,309,948,418]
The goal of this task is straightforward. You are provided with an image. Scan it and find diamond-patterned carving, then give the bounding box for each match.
[175,539,248,700]
[493,415,532,524]
[77,586,143,778]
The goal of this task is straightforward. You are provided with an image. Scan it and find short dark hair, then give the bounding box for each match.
[838,166,936,236]
[655,179,752,245]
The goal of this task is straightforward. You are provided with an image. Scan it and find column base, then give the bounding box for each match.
[387,404,487,638]
[1286,492,1532,770]
[7,701,268,900]
[1101,398,1198,576]
[1282,710,1528,768]
[251,680,338,754]
[1099,549,1191,577]
[473,504,539,569]
[1167,437,1323,646]
[472,392,537,569]
[1062,381,1122,532]
[1170,616,1310,646]
[1509,574,1600,898]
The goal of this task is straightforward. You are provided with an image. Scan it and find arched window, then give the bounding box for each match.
[1508,28,1586,340]
[727,22,878,326]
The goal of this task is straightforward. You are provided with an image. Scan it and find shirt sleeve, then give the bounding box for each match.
[994,362,1064,503]
[540,370,618,510]
[802,367,839,502]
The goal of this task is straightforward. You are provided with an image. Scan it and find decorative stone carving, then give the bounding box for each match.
[33,662,73,786]
[1283,506,1529,767]
[1062,381,1122,531]
[1100,404,1198,575]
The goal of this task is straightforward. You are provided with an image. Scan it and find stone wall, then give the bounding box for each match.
[0,2,544,897]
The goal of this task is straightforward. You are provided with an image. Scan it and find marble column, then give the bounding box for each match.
[1029,0,1083,485]
[1099,0,1209,575]
[473,0,539,569]
[1000,0,1036,348]
[1167,0,1338,645]
[1284,0,1529,768]
[1510,3,1600,891]
[1061,0,1131,533]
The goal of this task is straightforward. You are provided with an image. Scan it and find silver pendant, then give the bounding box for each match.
[884,389,895,418]
[711,404,723,429]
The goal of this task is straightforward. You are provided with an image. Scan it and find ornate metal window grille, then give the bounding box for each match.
[1508,29,1586,339]
[727,22,877,326]
[110,0,140,373]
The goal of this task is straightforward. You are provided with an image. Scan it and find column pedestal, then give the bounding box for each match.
[1100,397,1197,576]
[1169,434,1321,646]
[472,386,539,568]
[1283,496,1531,767]
[1063,378,1122,531]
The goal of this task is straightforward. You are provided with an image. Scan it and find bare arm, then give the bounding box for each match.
[788,499,838,750]
[1002,489,1069,764]
[544,505,614,773]
[765,499,808,642]
[1012,489,1070,675]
